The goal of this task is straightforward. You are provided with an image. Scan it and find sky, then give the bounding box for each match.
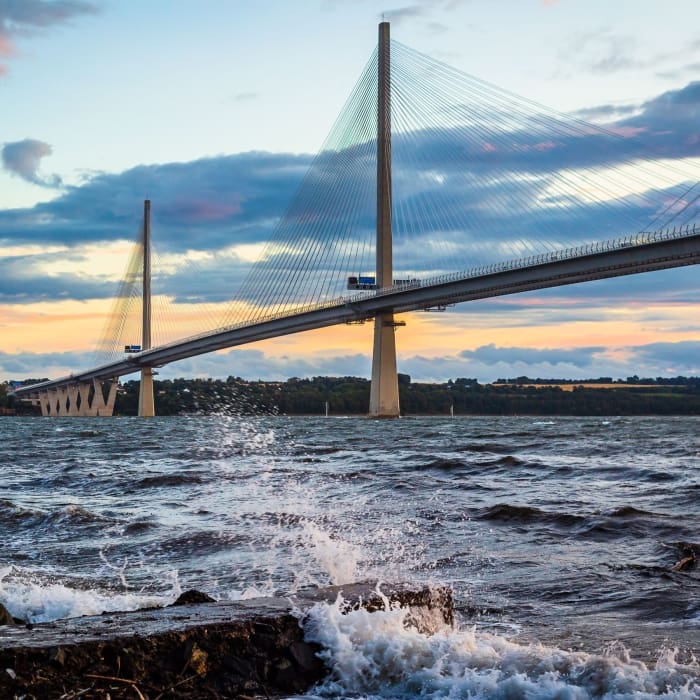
[2,0,700,384]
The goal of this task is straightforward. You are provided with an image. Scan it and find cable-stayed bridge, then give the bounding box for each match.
[13,23,700,417]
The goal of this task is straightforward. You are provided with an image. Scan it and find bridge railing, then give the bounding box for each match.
[369,222,700,301]
[123,223,700,360]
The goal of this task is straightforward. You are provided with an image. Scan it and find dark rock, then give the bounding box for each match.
[288,640,324,674]
[0,604,14,626]
[0,582,453,698]
[171,589,216,606]
[48,646,66,667]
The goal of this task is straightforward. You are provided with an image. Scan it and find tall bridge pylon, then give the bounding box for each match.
[369,21,401,418]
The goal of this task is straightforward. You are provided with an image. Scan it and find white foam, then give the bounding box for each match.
[302,594,700,699]
[299,519,360,586]
[0,566,181,623]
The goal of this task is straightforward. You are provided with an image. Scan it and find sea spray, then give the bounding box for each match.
[0,565,180,623]
[299,519,361,585]
[301,595,700,698]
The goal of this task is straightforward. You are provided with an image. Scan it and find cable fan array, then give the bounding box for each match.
[93,34,700,360]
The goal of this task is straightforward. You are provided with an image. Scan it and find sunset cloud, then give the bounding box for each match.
[0,0,98,75]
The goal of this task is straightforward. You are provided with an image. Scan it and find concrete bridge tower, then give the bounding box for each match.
[137,199,156,417]
[368,21,401,418]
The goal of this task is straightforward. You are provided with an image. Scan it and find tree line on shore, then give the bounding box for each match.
[4,375,700,416]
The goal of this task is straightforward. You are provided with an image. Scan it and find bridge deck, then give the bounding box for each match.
[14,227,700,396]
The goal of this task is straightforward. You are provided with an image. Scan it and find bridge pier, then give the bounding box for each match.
[32,379,117,417]
[369,312,401,417]
[138,368,155,417]
[368,21,400,418]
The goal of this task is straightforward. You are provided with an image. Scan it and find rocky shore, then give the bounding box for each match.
[0,582,453,699]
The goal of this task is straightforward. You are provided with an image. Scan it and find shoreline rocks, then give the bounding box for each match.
[0,582,453,699]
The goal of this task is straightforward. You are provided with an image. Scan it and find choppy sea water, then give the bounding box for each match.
[0,415,698,698]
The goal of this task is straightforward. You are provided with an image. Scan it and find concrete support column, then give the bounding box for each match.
[38,391,50,416]
[138,199,155,418]
[66,384,80,417]
[368,21,400,418]
[369,314,401,417]
[48,389,58,416]
[56,387,70,416]
[138,368,155,418]
[89,379,117,417]
[78,383,92,416]
[103,380,118,416]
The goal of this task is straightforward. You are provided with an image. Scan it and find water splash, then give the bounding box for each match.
[299,519,361,586]
[302,595,700,698]
[0,565,181,623]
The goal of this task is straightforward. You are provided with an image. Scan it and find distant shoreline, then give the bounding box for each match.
[6,375,700,417]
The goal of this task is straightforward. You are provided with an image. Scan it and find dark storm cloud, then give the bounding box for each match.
[1,138,62,186]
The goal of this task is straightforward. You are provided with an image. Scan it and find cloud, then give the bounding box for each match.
[0,349,94,378]
[0,251,115,302]
[560,30,700,80]
[459,343,604,368]
[231,91,259,102]
[381,1,469,29]
[561,30,640,75]
[4,338,700,384]
[0,150,312,250]
[1,138,62,187]
[0,0,98,75]
[630,340,700,369]
[1,80,699,309]
[384,6,424,25]
[572,103,639,122]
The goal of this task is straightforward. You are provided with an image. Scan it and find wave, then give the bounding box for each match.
[479,503,585,527]
[302,596,700,698]
[479,455,527,467]
[420,457,470,471]
[0,499,43,526]
[0,566,180,623]
[136,473,207,488]
[0,501,115,528]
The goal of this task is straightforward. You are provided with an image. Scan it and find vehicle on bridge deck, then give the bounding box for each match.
[124,345,142,353]
[347,275,377,290]
[347,276,420,290]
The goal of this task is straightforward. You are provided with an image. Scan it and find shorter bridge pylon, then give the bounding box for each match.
[138,199,155,418]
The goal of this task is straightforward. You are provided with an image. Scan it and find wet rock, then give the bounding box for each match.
[171,589,216,606]
[48,646,66,667]
[0,604,14,626]
[0,582,453,699]
[289,639,325,674]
